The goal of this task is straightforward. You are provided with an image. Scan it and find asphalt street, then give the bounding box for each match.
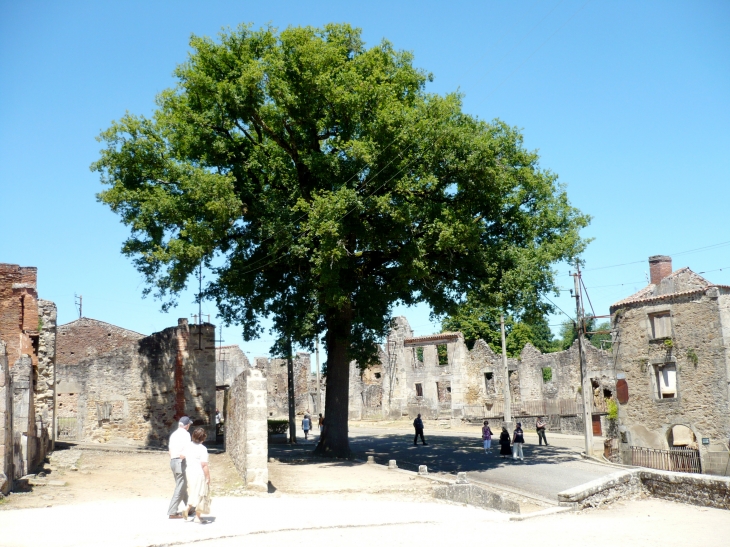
[274,427,617,502]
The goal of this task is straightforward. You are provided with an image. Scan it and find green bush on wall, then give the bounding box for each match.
[267,419,289,435]
[606,398,618,420]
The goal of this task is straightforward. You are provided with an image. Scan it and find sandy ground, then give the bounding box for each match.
[0,444,728,547]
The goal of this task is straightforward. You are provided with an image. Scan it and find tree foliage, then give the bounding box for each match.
[93,23,589,456]
[556,317,611,351]
[441,297,557,357]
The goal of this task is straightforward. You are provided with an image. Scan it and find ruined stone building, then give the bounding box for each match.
[0,263,56,493]
[56,318,216,446]
[258,352,322,418]
[348,316,616,435]
[611,255,730,475]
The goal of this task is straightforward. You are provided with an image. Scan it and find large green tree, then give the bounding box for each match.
[93,23,589,457]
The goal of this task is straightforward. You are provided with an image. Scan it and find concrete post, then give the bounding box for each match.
[573,265,594,456]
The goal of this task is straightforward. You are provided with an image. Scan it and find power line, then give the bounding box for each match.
[559,239,730,275]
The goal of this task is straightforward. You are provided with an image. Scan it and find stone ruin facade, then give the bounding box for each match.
[56,317,216,446]
[346,316,615,435]
[611,255,730,475]
[258,352,325,419]
[0,263,57,494]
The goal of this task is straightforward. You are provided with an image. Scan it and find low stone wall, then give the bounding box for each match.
[226,369,268,491]
[558,468,730,510]
[434,483,521,513]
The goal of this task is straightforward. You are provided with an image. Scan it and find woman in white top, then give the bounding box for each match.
[183,427,211,523]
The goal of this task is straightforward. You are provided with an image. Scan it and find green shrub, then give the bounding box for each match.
[541,367,553,383]
[267,419,289,435]
[606,398,618,420]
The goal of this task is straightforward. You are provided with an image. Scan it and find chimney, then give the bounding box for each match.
[649,255,672,285]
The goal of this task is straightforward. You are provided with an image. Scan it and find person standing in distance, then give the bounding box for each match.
[413,413,427,445]
[512,422,525,461]
[536,416,549,446]
[481,420,493,454]
[499,426,512,458]
[302,414,312,440]
[167,416,192,519]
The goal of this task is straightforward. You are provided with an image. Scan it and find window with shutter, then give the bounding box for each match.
[654,363,677,398]
[650,313,671,339]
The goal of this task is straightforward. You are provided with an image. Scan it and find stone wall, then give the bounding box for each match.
[57,317,144,366]
[216,345,250,386]
[346,316,614,433]
[260,352,311,419]
[35,300,56,447]
[558,468,730,511]
[56,319,216,446]
[611,276,730,474]
[0,342,12,494]
[226,368,268,491]
[11,355,36,478]
[0,263,55,460]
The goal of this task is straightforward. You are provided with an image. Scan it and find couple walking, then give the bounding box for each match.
[167,416,212,523]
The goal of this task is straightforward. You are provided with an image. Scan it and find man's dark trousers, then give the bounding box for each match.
[537,429,548,445]
[414,429,426,445]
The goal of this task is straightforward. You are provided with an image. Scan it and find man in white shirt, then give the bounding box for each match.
[167,416,192,519]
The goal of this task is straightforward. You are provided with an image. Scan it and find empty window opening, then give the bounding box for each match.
[603,388,612,399]
[654,363,677,398]
[541,367,552,383]
[650,313,671,339]
[415,383,423,397]
[416,347,424,362]
[374,373,381,379]
[437,344,448,366]
[436,381,451,402]
[484,372,495,394]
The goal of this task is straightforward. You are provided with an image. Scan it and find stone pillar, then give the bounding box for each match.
[11,355,36,478]
[244,368,268,491]
[0,342,13,494]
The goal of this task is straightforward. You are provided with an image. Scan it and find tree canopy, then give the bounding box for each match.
[93,23,590,456]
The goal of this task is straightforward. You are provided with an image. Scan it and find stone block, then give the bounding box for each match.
[418,465,428,475]
[388,459,397,469]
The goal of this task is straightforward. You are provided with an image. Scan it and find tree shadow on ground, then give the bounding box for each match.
[348,432,581,474]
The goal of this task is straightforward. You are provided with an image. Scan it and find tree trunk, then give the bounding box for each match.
[313,306,352,458]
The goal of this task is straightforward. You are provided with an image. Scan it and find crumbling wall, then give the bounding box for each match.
[35,300,56,454]
[226,368,268,491]
[0,342,12,494]
[216,345,250,386]
[0,263,55,460]
[262,353,310,419]
[56,319,216,446]
[56,317,144,366]
[11,355,36,478]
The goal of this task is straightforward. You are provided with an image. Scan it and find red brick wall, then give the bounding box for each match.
[0,263,39,368]
[56,318,145,366]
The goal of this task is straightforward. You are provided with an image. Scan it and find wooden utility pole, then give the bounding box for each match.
[315,336,321,415]
[286,336,296,443]
[500,314,512,430]
[573,262,594,456]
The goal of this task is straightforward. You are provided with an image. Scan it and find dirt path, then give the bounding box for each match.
[0,446,247,511]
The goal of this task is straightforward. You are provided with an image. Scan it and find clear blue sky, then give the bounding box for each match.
[1,1,728,360]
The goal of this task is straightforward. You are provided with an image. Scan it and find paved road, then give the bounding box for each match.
[274,427,617,502]
[349,428,615,501]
